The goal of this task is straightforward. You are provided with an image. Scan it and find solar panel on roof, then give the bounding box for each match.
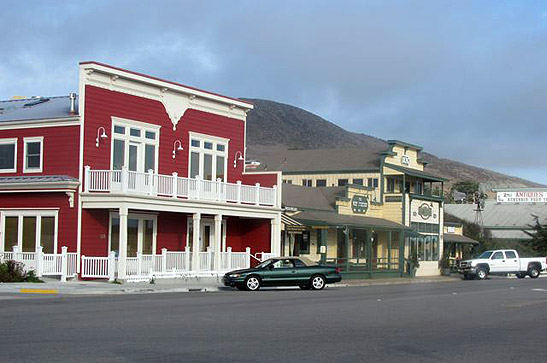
[24,97,50,107]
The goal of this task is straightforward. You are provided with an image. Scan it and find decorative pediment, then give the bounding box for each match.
[161,90,190,130]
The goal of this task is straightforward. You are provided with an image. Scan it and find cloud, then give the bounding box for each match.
[0,0,546,184]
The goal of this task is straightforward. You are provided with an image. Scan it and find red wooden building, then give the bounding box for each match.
[0,62,281,280]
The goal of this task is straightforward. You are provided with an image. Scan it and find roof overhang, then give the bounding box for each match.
[384,163,447,182]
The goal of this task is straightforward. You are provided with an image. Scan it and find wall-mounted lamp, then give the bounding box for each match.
[172,140,184,159]
[95,126,108,147]
[233,151,244,168]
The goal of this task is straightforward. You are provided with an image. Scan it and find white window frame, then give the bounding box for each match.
[110,117,160,173]
[23,136,44,173]
[108,212,158,255]
[0,137,18,173]
[0,209,58,253]
[188,132,229,182]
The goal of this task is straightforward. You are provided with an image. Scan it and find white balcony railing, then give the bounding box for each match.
[84,167,278,207]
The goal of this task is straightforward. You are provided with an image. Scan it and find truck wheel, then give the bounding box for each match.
[515,272,525,279]
[476,268,488,280]
[528,266,540,279]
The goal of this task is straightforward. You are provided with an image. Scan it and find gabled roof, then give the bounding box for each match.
[0,96,78,122]
[253,148,380,173]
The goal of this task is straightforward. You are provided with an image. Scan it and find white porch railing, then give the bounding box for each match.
[0,246,77,282]
[80,247,254,281]
[84,167,278,207]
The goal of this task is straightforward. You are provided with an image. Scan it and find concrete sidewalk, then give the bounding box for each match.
[0,275,465,296]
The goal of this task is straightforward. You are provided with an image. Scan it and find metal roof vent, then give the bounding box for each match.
[69,93,77,115]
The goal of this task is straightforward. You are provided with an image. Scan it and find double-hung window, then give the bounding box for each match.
[0,138,17,173]
[189,133,228,181]
[111,118,160,173]
[1,210,58,253]
[23,137,43,173]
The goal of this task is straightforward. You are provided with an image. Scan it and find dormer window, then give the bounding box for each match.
[23,137,43,173]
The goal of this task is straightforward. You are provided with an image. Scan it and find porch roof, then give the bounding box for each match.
[384,163,447,182]
[444,233,479,245]
[0,175,80,190]
[291,210,410,231]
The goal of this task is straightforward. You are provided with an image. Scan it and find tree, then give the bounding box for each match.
[450,181,480,203]
[524,215,547,256]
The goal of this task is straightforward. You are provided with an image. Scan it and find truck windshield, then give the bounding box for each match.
[478,251,493,259]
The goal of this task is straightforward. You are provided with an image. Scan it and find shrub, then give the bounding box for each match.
[0,260,43,283]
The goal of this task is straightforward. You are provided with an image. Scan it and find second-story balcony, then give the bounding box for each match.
[83,167,279,208]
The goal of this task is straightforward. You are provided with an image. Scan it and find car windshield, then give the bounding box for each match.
[255,259,274,269]
[478,251,493,259]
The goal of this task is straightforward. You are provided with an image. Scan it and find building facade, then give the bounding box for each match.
[0,62,282,280]
[257,141,447,277]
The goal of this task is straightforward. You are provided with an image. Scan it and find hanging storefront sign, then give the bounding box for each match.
[351,194,369,214]
[497,191,547,203]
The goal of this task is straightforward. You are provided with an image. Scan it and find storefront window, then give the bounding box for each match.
[3,216,18,251]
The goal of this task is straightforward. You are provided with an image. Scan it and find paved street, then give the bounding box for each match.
[1,278,547,363]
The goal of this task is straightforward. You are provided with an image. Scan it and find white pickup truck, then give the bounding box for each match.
[458,249,547,280]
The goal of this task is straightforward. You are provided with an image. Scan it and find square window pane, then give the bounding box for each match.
[40,217,55,254]
[204,142,213,150]
[190,152,200,178]
[191,139,200,147]
[130,128,141,137]
[216,156,225,181]
[27,155,40,169]
[217,144,225,152]
[26,142,40,155]
[0,143,15,169]
[22,216,36,252]
[4,216,18,251]
[145,131,156,140]
[114,125,125,134]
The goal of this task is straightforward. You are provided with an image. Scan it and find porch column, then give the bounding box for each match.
[213,214,222,271]
[191,213,201,271]
[320,228,328,264]
[118,206,128,279]
[270,216,281,256]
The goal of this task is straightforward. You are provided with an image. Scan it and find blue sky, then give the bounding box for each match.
[1,1,546,185]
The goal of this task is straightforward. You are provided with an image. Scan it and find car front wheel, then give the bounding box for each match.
[310,275,326,290]
[476,268,488,280]
[245,276,261,291]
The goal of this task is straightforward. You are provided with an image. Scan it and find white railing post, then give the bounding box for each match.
[206,246,212,271]
[246,247,251,268]
[121,167,128,193]
[236,181,242,204]
[108,252,116,281]
[162,248,167,273]
[184,245,190,271]
[227,247,232,270]
[216,178,222,202]
[84,165,91,192]
[172,172,178,198]
[148,169,155,195]
[272,185,278,207]
[137,252,142,276]
[60,246,68,283]
[35,246,43,277]
[12,245,20,262]
[255,183,260,205]
[196,175,202,200]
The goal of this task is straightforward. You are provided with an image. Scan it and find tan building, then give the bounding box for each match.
[256,140,447,277]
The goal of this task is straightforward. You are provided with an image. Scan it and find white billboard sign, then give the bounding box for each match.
[497,191,547,203]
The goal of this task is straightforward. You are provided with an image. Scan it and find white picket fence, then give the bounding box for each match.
[85,167,278,207]
[0,246,77,282]
[80,247,254,281]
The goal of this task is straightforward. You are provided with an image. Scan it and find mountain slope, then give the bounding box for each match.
[243,98,543,189]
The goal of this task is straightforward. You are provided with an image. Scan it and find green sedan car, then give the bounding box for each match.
[223,257,342,291]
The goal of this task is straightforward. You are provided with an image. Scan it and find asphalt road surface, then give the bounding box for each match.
[1,278,547,363]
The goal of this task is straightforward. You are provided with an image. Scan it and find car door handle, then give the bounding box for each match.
[292,270,296,273]
[502,260,505,262]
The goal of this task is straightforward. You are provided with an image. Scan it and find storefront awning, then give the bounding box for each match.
[291,210,411,231]
[281,213,307,232]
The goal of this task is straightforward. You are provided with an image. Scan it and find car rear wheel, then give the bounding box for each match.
[528,266,540,279]
[245,276,261,291]
[476,268,488,280]
[310,275,326,290]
